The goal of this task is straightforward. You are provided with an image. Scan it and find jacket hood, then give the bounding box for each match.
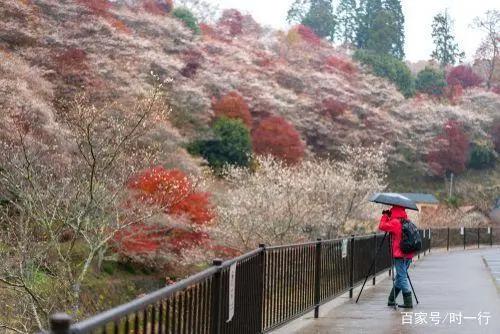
[390,205,408,219]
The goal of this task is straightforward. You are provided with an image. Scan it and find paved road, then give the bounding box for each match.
[274,248,500,334]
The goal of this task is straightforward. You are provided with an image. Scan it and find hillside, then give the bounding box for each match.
[1,0,499,199]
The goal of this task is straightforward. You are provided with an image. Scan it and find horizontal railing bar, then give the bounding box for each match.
[219,248,262,268]
[71,266,219,333]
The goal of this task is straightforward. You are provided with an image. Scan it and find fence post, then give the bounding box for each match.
[463,228,466,250]
[428,229,432,253]
[447,227,450,251]
[423,230,426,256]
[372,232,377,286]
[257,244,266,332]
[211,259,223,334]
[48,313,71,334]
[314,238,322,318]
[349,234,355,298]
[491,228,493,247]
[478,228,480,249]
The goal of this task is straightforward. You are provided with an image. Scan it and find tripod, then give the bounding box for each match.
[355,232,419,306]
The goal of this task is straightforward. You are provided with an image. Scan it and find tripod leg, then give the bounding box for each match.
[356,232,388,303]
[407,272,419,304]
[389,235,397,310]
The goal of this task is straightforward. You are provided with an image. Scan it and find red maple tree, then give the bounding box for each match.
[212,91,253,127]
[218,9,244,36]
[296,25,322,46]
[252,116,305,164]
[446,65,483,89]
[114,167,214,256]
[427,120,470,176]
[321,98,348,118]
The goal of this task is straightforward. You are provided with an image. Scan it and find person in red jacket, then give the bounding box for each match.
[379,205,414,308]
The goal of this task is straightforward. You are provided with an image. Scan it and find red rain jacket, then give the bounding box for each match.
[379,206,414,259]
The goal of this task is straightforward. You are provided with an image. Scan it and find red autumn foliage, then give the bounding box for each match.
[180,50,203,78]
[446,65,483,89]
[296,25,321,46]
[77,0,111,16]
[325,56,357,75]
[114,167,214,255]
[492,86,500,95]
[252,116,305,164]
[55,48,88,74]
[492,120,500,153]
[218,9,243,36]
[143,0,173,15]
[212,91,253,128]
[427,120,470,176]
[321,98,348,118]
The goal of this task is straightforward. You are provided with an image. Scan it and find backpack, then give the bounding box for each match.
[400,218,422,254]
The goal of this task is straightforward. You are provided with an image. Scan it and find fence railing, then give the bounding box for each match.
[43,227,500,334]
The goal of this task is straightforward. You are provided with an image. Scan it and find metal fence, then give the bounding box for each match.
[44,228,499,334]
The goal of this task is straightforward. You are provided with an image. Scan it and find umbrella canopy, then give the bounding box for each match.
[369,192,419,211]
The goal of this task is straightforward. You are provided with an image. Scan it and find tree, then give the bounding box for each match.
[172,7,201,34]
[216,148,387,251]
[365,10,401,57]
[354,50,415,97]
[336,0,358,45]
[252,116,305,164]
[446,65,483,88]
[382,0,405,59]
[212,91,252,128]
[287,0,336,40]
[287,0,310,24]
[175,0,220,23]
[0,79,170,332]
[356,0,382,50]
[218,9,244,36]
[189,118,252,170]
[415,67,447,96]
[114,167,214,261]
[468,140,497,169]
[356,0,405,59]
[472,10,500,89]
[431,10,465,67]
[427,120,470,176]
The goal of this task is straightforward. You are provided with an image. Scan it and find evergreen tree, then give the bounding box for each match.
[287,0,337,40]
[356,0,382,49]
[382,0,405,59]
[366,10,399,56]
[431,10,465,67]
[356,0,404,59]
[286,0,310,24]
[336,0,358,45]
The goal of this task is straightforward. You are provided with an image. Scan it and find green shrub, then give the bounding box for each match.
[188,118,252,170]
[468,140,497,169]
[172,7,200,34]
[415,67,447,96]
[354,50,415,98]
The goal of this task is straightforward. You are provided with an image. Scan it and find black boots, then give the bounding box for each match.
[399,292,413,308]
[387,287,401,306]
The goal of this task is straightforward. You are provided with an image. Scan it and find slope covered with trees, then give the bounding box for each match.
[0,1,499,332]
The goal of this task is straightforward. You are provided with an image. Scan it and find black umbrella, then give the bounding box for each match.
[369,192,419,211]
